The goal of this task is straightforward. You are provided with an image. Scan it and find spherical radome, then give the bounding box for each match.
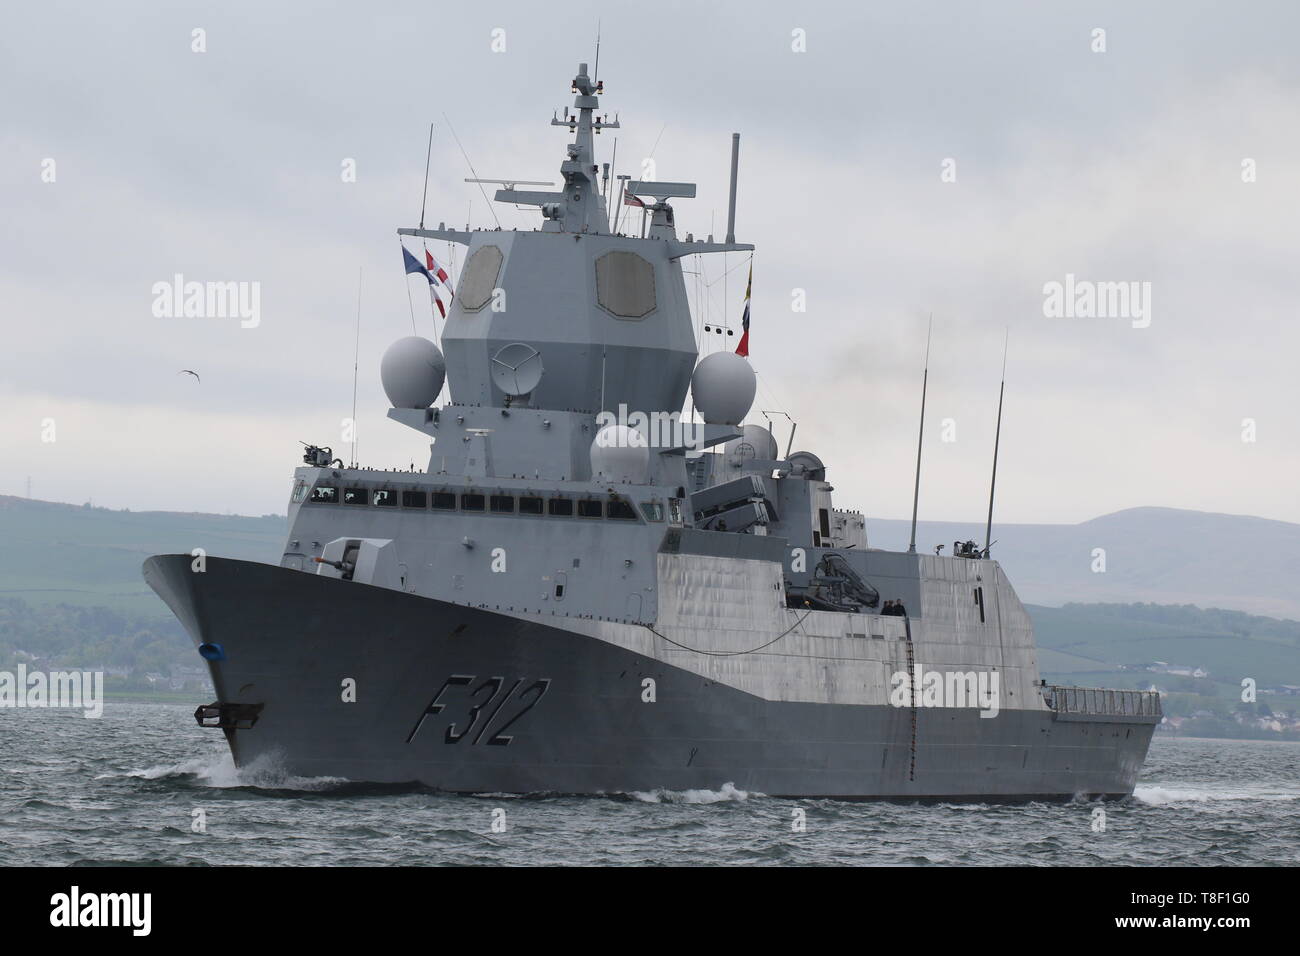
[590,425,651,483]
[380,336,446,409]
[725,423,779,469]
[691,351,756,425]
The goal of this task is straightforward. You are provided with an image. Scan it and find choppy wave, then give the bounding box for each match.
[625,782,762,804]
[1134,784,1300,806]
[104,752,350,792]
[8,704,1297,865]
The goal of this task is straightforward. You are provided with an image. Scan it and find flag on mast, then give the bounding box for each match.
[425,249,452,319]
[402,244,452,320]
[402,245,434,283]
[425,250,450,288]
[735,262,752,357]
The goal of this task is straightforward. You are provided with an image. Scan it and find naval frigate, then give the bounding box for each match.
[144,63,1160,799]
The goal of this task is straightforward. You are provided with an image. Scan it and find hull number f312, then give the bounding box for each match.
[406,675,551,746]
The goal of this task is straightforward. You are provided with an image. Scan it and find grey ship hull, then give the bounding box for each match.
[145,555,1154,800]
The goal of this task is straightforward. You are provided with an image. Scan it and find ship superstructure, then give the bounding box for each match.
[144,63,1159,799]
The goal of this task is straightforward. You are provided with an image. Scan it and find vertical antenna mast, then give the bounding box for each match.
[419,123,434,230]
[605,137,617,222]
[613,174,630,233]
[351,266,363,468]
[983,329,1009,558]
[725,133,740,244]
[907,315,933,554]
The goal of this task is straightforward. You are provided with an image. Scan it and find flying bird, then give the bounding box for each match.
[178,369,201,383]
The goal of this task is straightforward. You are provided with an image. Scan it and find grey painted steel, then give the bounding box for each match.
[145,556,1155,798]
[725,132,739,244]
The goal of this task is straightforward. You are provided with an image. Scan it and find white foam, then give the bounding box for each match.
[105,751,348,791]
[626,782,761,804]
[1134,784,1300,806]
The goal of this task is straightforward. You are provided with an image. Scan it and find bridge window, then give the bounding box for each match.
[519,496,544,515]
[639,502,664,522]
[372,489,397,507]
[548,497,573,516]
[578,499,603,518]
[309,486,338,504]
[432,492,456,510]
[402,490,427,508]
[490,494,515,514]
[343,487,367,505]
[461,493,485,512]
[607,498,637,520]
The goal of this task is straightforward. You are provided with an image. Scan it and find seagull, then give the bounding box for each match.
[178,369,201,383]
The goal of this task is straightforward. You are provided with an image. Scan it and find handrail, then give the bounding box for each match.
[1045,685,1162,717]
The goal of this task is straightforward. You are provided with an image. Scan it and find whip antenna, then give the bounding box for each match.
[907,314,933,554]
[350,266,362,468]
[983,329,1010,558]
[418,123,434,229]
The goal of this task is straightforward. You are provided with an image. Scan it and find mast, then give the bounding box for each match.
[399,66,752,258]
[983,330,1009,558]
[725,133,740,244]
[418,123,433,229]
[907,315,933,554]
[350,267,362,469]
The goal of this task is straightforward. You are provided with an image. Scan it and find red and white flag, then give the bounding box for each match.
[425,250,450,288]
[425,249,451,319]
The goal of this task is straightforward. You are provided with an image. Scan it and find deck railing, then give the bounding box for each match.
[1046,685,1162,718]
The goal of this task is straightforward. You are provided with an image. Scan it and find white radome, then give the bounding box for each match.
[725,423,779,470]
[691,351,756,425]
[590,425,651,483]
[380,336,446,409]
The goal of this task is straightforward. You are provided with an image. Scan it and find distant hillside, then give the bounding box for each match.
[0,496,282,616]
[869,507,1300,620]
[1,495,1297,621]
[2,495,1297,735]
[1027,601,1300,689]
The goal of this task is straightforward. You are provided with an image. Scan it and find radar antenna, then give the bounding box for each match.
[464,178,555,189]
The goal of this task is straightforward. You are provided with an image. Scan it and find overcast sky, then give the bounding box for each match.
[3,0,1298,526]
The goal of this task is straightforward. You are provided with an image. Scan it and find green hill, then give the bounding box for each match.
[1027,602,1300,691]
[870,506,1300,620]
[1,494,1298,728]
[0,495,282,616]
